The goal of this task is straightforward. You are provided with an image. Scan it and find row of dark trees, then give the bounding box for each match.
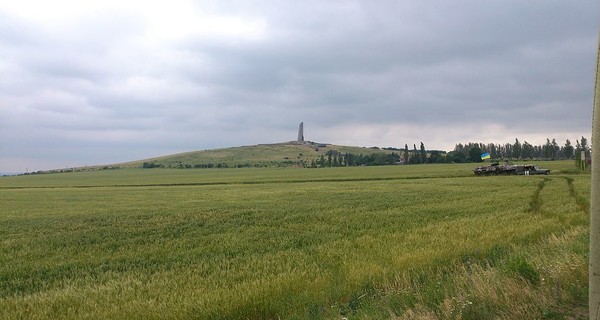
[309,150,401,167]
[362,136,591,166]
[447,137,590,163]
[401,142,442,164]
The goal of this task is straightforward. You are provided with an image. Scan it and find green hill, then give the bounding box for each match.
[117,142,401,169]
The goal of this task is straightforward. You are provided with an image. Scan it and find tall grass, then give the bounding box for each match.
[0,162,589,319]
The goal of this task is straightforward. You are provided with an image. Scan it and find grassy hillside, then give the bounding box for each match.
[116,142,401,169]
[0,161,589,319]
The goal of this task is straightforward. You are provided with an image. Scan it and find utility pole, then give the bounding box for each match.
[591,28,600,320]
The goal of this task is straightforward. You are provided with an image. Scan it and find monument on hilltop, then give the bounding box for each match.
[297,122,304,143]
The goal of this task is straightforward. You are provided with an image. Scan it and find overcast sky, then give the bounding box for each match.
[1,1,599,172]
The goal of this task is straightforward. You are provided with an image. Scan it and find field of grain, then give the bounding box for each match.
[0,162,589,319]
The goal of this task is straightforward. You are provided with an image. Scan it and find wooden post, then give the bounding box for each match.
[591,28,600,320]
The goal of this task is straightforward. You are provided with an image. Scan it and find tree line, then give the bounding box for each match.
[309,150,401,167]
[446,137,590,163]
[312,142,444,167]
[316,136,592,167]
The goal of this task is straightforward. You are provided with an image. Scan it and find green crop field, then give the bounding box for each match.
[0,161,589,319]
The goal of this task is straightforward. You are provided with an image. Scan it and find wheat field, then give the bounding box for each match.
[0,162,589,319]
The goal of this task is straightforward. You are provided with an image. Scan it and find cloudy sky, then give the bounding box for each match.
[1,1,599,172]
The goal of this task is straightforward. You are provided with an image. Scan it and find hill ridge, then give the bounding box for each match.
[116,141,401,169]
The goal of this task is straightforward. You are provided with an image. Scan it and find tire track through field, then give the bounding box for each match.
[564,176,590,214]
[527,177,548,213]
[527,176,588,214]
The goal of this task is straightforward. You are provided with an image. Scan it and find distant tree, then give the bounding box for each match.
[504,142,513,159]
[404,144,409,164]
[318,155,326,167]
[419,142,426,164]
[513,138,522,159]
[412,144,418,164]
[142,162,162,168]
[429,150,443,163]
[372,153,384,165]
[333,153,340,167]
[468,145,483,163]
[488,143,498,159]
[542,138,553,160]
[551,139,560,160]
[356,154,366,166]
[562,139,574,159]
[522,141,535,159]
[450,143,467,163]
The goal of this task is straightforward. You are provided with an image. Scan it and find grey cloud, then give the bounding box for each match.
[1,0,599,171]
